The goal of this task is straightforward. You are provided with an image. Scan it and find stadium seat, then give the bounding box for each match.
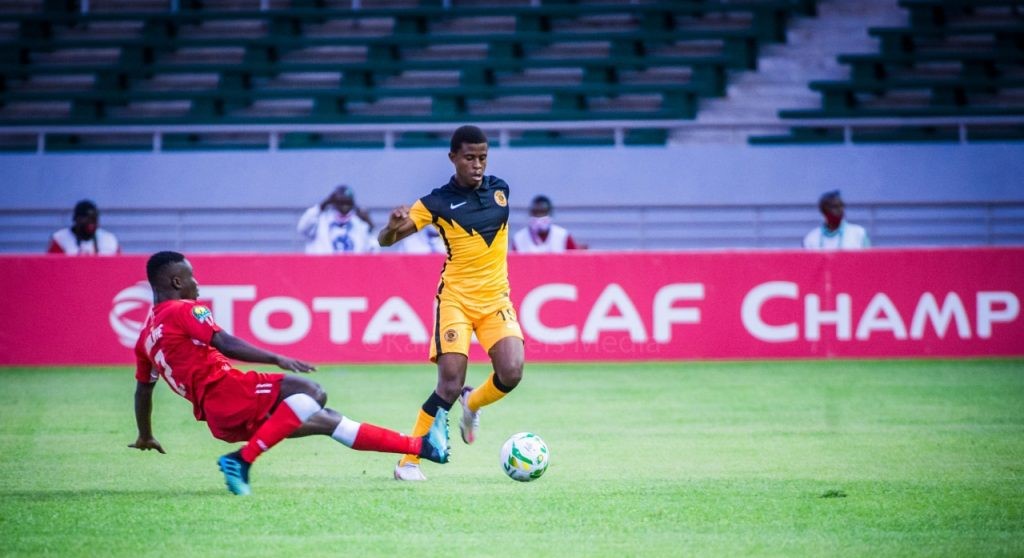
[750,0,1024,144]
[0,0,825,140]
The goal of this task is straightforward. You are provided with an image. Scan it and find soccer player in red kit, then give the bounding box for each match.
[129,251,449,495]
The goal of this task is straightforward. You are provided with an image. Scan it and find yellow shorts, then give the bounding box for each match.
[429,296,524,362]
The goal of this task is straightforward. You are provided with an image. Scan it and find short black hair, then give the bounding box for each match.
[818,190,842,208]
[73,199,97,218]
[450,125,488,153]
[147,251,185,285]
[531,195,552,208]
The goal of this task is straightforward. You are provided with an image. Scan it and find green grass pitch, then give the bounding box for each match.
[2,360,1023,557]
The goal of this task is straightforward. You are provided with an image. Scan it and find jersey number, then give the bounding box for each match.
[153,350,187,397]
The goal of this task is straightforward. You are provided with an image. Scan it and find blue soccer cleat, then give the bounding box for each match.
[420,408,451,464]
[217,451,252,496]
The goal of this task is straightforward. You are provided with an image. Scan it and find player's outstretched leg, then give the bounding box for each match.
[215,392,321,495]
[419,408,450,464]
[217,450,252,496]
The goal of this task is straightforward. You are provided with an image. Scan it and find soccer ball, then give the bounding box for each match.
[500,432,549,482]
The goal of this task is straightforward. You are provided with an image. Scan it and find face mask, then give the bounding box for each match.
[333,209,353,224]
[529,216,551,234]
[75,220,98,239]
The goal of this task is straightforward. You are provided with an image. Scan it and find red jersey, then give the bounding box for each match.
[134,299,234,420]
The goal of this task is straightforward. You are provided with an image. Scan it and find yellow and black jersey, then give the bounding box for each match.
[408,175,511,307]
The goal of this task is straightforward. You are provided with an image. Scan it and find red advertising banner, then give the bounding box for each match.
[1,249,1021,365]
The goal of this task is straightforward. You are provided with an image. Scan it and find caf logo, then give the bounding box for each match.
[493,190,507,207]
[444,329,458,342]
[192,305,213,323]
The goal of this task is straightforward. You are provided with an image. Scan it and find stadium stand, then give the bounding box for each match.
[1,0,1020,253]
[752,0,1024,144]
[0,0,823,148]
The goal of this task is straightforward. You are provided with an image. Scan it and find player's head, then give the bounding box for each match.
[146,251,199,301]
[450,125,487,153]
[818,190,845,228]
[328,185,355,215]
[72,199,99,238]
[449,125,489,188]
[529,195,553,217]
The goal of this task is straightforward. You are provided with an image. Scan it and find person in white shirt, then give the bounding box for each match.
[401,226,446,254]
[47,199,121,255]
[297,185,378,254]
[512,195,583,253]
[803,190,870,250]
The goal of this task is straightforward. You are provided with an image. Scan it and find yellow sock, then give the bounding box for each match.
[466,372,509,413]
[399,409,434,466]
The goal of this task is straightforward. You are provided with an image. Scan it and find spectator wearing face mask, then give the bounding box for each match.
[511,195,583,253]
[297,185,378,254]
[47,199,121,255]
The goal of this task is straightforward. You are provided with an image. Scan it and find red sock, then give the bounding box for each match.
[240,394,319,463]
[351,422,422,456]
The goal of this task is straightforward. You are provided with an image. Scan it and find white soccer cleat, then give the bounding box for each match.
[393,461,427,481]
[459,386,480,445]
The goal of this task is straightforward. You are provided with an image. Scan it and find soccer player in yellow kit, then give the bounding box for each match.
[378,125,525,481]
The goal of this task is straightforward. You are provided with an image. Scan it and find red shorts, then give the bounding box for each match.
[201,370,285,443]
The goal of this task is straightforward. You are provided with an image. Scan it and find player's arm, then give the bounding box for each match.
[377,205,418,247]
[210,330,316,373]
[129,379,165,454]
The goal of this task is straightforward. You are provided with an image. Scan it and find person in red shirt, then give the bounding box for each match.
[47,199,121,255]
[130,251,449,496]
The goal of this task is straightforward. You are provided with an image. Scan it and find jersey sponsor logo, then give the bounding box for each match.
[192,305,213,323]
[494,191,507,207]
[450,201,467,210]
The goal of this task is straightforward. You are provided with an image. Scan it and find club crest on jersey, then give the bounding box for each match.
[444,329,458,343]
[192,305,213,323]
[493,190,507,207]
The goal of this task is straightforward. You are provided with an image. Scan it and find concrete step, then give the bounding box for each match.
[674,0,907,141]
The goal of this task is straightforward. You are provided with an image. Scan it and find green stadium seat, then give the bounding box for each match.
[838,51,1024,84]
[807,76,1024,111]
[0,1,824,145]
[898,0,1024,30]
[751,0,1024,145]
[869,24,1024,56]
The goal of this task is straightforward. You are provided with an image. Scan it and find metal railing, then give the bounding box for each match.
[3,116,1024,153]
[5,200,1022,254]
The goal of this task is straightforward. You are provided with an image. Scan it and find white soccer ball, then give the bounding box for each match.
[500,432,549,482]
